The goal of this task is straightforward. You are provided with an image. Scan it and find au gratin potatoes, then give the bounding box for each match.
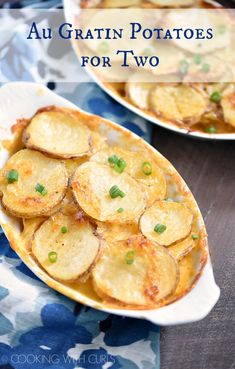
[79,0,235,135]
[0,106,207,309]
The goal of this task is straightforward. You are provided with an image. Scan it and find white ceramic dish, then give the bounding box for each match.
[0,82,220,325]
[64,0,235,141]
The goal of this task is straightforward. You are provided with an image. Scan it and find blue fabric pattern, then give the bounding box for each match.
[0,1,159,368]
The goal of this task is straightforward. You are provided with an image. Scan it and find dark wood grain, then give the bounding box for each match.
[152,127,235,369]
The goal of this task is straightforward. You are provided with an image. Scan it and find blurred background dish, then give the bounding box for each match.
[64,0,235,140]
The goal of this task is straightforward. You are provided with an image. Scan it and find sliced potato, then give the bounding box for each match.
[90,131,108,154]
[23,111,91,158]
[168,234,195,260]
[92,235,179,307]
[0,149,67,218]
[150,85,208,125]
[71,162,146,223]
[97,221,139,243]
[148,0,194,7]
[32,213,101,282]
[83,10,150,64]
[149,43,184,76]
[104,0,141,7]
[183,56,230,83]
[164,10,231,54]
[221,84,235,127]
[65,158,88,178]
[127,80,153,110]
[140,201,193,246]
[90,147,166,204]
[59,189,81,216]
[21,217,46,251]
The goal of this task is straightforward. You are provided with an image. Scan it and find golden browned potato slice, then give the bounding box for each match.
[65,158,88,178]
[0,149,67,218]
[104,0,141,7]
[23,111,91,158]
[140,201,193,246]
[90,147,166,204]
[90,131,108,154]
[21,217,46,251]
[150,85,208,125]
[97,222,139,243]
[221,84,235,127]
[92,235,179,307]
[148,0,194,7]
[71,162,146,223]
[32,213,101,282]
[168,234,195,261]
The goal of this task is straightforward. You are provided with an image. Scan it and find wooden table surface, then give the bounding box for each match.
[152,127,235,369]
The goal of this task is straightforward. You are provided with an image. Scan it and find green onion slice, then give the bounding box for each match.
[35,183,47,196]
[142,162,152,176]
[98,41,109,54]
[109,185,126,199]
[179,59,189,75]
[48,251,57,263]
[201,63,210,73]
[61,226,68,234]
[217,24,226,35]
[117,207,124,213]
[125,250,135,265]
[6,169,19,184]
[108,155,126,173]
[210,91,221,103]
[193,54,202,65]
[165,197,174,202]
[154,223,167,234]
[108,155,119,165]
[205,125,217,134]
[192,234,199,240]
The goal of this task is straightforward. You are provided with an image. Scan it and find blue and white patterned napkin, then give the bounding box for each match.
[0,1,160,368]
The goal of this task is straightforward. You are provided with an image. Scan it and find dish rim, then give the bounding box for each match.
[0,82,220,325]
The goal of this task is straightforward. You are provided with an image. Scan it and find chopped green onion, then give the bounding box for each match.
[179,60,189,75]
[142,162,152,176]
[205,125,217,134]
[35,183,47,196]
[108,155,126,173]
[115,158,126,173]
[48,251,57,263]
[6,169,19,184]
[217,24,226,35]
[154,223,167,234]
[119,190,125,198]
[108,155,119,165]
[125,250,135,265]
[98,41,109,54]
[143,47,154,57]
[61,226,68,234]
[193,54,202,65]
[117,207,124,213]
[210,91,221,103]
[109,185,126,199]
[201,63,210,73]
[165,197,174,202]
[192,234,199,240]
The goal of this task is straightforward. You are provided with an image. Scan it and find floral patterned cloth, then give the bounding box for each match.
[0,1,160,369]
